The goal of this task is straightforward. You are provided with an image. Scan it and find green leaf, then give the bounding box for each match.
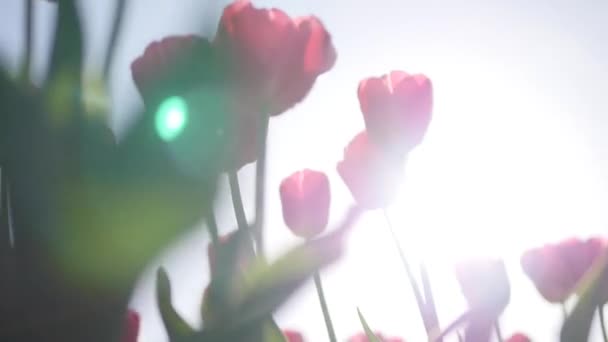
[357,308,381,342]
[233,219,354,326]
[206,207,361,333]
[157,267,196,341]
[45,0,83,119]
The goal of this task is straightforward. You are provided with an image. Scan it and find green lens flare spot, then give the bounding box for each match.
[155,96,188,141]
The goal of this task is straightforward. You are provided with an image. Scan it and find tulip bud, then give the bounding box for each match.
[358,71,432,156]
[455,258,510,317]
[122,309,140,342]
[280,169,330,238]
[337,131,403,210]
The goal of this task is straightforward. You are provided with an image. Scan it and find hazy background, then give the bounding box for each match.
[2,0,608,341]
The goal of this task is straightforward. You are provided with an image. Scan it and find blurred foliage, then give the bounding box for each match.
[159,208,360,342]
[0,0,220,341]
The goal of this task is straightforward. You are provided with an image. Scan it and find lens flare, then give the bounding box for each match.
[155,96,188,141]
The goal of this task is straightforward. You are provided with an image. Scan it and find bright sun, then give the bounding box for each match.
[380,76,603,264]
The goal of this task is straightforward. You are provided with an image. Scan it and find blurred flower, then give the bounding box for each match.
[279,169,330,238]
[455,258,510,317]
[521,237,605,303]
[337,131,403,209]
[122,309,140,342]
[347,332,404,342]
[506,333,531,342]
[131,35,223,107]
[283,329,305,342]
[216,0,336,116]
[131,35,261,171]
[358,71,432,156]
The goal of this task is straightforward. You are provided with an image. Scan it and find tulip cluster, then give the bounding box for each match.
[125,0,608,341]
[3,1,607,342]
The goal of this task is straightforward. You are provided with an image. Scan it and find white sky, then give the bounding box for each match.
[2,0,608,341]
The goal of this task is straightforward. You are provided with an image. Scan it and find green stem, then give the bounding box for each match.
[600,305,608,342]
[561,302,568,321]
[21,0,34,81]
[0,168,9,251]
[382,210,428,334]
[103,0,127,81]
[253,113,269,258]
[313,271,337,342]
[421,263,441,340]
[431,310,470,342]
[228,170,248,232]
[207,210,219,245]
[494,320,503,342]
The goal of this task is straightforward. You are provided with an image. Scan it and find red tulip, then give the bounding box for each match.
[506,333,531,342]
[347,332,404,342]
[283,330,305,342]
[122,309,140,342]
[131,35,221,106]
[131,35,261,171]
[358,71,432,156]
[521,237,605,303]
[337,131,403,209]
[279,169,330,238]
[216,0,336,116]
[455,258,510,317]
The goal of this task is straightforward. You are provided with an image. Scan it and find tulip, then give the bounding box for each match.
[216,0,336,116]
[337,131,403,209]
[122,309,140,342]
[358,71,432,156]
[505,333,531,342]
[279,169,331,238]
[455,258,510,317]
[283,329,305,342]
[131,35,223,107]
[521,237,605,303]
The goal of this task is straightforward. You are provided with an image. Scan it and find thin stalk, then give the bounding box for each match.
[494,320,503,342]
[207,210,219,245]
[431,311,470,342]
[313,271,337,342]
[0,169,13,249]
[228,171,248,232]
[382,210,428,334]
[253,113,269,258]
[0,168,10,251]
[600,305,608,342]
[103,0,127,81]
[21,0,34,81]
[421,262,441,340]
[561,302,568,321]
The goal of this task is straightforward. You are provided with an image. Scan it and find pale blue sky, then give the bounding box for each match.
[2,1,608,341]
